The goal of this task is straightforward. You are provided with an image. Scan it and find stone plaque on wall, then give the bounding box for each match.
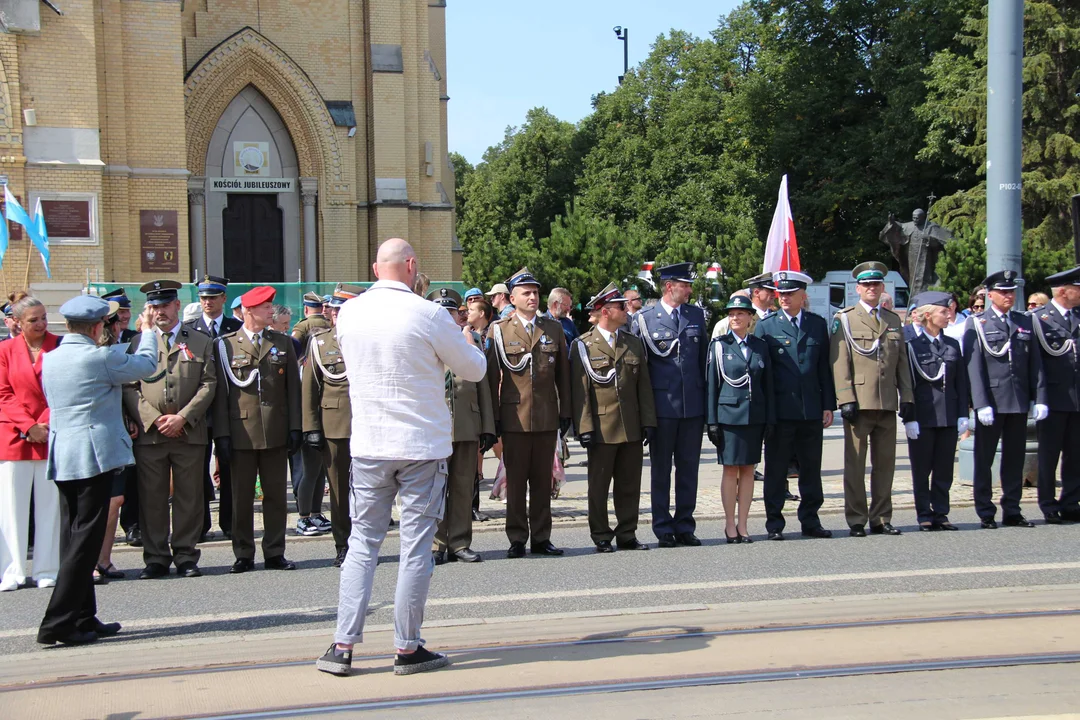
[41,200,92,239]
[140,210,179,273]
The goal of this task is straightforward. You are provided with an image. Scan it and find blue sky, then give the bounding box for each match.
[446,0,741,165]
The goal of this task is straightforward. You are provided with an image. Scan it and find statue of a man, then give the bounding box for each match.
[879,208,953,297]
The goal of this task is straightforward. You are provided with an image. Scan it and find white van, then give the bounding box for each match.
[806,270,909,318]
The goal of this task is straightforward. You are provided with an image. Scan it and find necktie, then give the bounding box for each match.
[209,319,218,338]
[252,333,261,354]
[524,322,533,337]
[790,314,799,331]
[164,332,172,352]
[671,307,680,326]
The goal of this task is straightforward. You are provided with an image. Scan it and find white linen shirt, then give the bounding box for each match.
[336,279,487,460]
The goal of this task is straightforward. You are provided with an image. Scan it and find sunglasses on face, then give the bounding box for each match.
[972,303,985,310]
[1028,302,1039,308]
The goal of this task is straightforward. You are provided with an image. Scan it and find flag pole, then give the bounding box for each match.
[23,238,32,289]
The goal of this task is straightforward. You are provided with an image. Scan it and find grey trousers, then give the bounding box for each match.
[335,457,447,650]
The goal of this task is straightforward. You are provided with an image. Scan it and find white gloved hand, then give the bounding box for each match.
[1033,403,1049,421]
[957,418,969,435]
[976,407,995,426]
[904,421,921,440]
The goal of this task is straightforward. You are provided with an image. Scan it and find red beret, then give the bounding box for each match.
[240,286,276,308]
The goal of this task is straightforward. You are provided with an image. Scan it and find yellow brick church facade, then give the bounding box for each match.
[0,0,458,287]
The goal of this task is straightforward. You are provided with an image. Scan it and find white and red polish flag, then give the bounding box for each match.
[762,174,801,273]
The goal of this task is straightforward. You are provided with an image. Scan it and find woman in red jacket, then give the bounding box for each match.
[0,294,61,591]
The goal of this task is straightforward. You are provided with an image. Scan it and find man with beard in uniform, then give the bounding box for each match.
[213,286,302,572]
[428,288,496,564]
[486,267,572,558]
[123,281,217,578]
[755,270,835,541]
[183,275,242,540]
[965,270,1046,528]
[303,283,364,567]
[632,263,708,548]
[1031,267,1080,524]
[572,283,656,553]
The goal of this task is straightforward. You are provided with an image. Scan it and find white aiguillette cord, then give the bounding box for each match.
[636,312,679,357]
[217,337,260,394]
[839,312,880,357]
[971,313,1011,362]
[310,335,349,384]
[907,335,947,397]
[1032,313,1076,360]
[714,340,752,397]
[492,321,532,372]
[574,337,615,385]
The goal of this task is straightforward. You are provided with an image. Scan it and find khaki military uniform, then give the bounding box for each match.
[212,328,302,561]
[830,303,915,527]
[301,328,352,552]
[486,314,571,545]
[571,327,656,545]
[122,328,217,568]
[291,313,331,348]
[436,352,496,553]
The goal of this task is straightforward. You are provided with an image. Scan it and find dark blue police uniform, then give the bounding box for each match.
[632,263,708,544]
[1031,266,1080,522]
[964,270,1046,527]
[905,292,969,529]
[754,280,836,536]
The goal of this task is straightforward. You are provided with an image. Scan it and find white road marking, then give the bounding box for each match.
[2,561,1078,640]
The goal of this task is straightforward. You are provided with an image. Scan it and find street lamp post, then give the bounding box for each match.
[613,26,628,84]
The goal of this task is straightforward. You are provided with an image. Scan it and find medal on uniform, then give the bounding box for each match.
[177,342,194,360]
[271,346,278,355]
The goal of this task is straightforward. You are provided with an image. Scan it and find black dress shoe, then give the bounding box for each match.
[616,539,649,551]
[1061,508,1080,522]
[1003,515,1035,527]
[785,491,800,502]
[676,532,702,547]
[657,533,678,548]
[433,550,447,566]
[333,548,347,568]
[87,621,122,637]
[767,531,784,541]
[919,523,934,531]
[932,521,959,531]
[139,563,169,580]
[1044,512,1063,525]
[849,525,867,537]
[126,527,143,547]
[980,518,998,529]
[452,548,482,563]
[230,558,256,574]
[177,562,202,578]
[37,629,98,646]
[472,509,490,522]
[753,470,764,482]
[870,522,902,535]
[595,540,615,553]
[530,541,564,556]
[801,527,832,539]
[506,542,526,559]
[222,529,233,540]
[264,556,297,570]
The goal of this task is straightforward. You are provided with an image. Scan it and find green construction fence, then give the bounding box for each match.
[88,281,468,322]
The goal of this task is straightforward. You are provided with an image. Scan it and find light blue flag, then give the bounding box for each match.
[31,198,51,278]
[4,185,32,230]
[3,187,50,278]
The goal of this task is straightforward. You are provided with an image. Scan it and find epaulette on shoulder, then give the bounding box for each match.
[311,326,333,338]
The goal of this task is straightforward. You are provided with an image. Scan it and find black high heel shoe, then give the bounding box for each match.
[725,532,738,544]
[738,533,753,544]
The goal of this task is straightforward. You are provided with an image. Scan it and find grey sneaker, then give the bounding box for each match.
[312,513,332,531]
[394,646,450,675]
[316,644,352,676]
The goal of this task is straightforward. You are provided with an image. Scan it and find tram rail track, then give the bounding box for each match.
[4,607,1077,694]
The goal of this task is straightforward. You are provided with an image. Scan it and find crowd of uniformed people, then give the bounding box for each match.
[2,254,1080,648]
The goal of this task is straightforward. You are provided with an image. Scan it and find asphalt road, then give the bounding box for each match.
[2,505,1079,656]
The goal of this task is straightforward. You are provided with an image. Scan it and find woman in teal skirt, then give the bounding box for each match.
[707,296,775,543]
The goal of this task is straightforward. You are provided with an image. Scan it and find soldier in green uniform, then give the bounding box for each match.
[830,261,915,537]
[291,291,332,347]
[427,288,497,564]
[213,286,303,573]
[302,283,364,567]
[123,281,217,579]
[571,283,656,553]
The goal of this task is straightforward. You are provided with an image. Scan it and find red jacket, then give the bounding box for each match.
[0,333,60,461]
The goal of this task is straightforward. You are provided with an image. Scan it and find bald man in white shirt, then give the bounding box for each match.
[317,238,486,678]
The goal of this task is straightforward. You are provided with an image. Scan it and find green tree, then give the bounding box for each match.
[920,0,1080,286]
[536,201,647,308]
[448,151,474,221]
